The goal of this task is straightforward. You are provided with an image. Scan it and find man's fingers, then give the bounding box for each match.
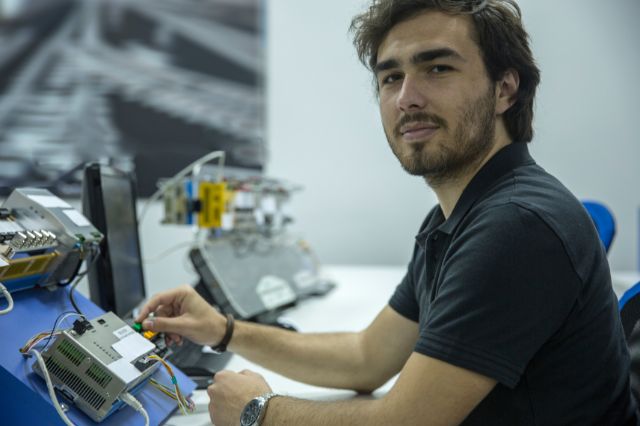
[207,383,216,398]
[239,369,260,377]
[155,305,175,318]
[143,315,185,336]
[136,289,183,322]
[163,333,182,345]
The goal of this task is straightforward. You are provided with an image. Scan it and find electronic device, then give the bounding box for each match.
[81,163,231,385]
[190,236,334,319]
[32,311,164,422]
[0,187,102,294]
[156,156,334,321]
[82,163,146,318]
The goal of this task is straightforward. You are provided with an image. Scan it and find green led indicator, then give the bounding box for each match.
[133,323,142,332]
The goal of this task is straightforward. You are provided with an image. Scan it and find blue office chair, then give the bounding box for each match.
[582,200,616,253]
[619,282,640,399]
[620,282,640,339]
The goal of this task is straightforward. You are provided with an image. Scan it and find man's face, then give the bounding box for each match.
[376,11,498,184]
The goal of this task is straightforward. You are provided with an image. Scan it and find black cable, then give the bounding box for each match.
[69,245,101,315]
[69,273,85,316]
[41,310,81,352]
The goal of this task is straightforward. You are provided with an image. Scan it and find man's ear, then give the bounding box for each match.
[495,69,519,115]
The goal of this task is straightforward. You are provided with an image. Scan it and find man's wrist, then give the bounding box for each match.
[240,392,281,426]
[210,313,234,353]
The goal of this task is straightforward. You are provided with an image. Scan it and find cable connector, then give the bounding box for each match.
[0,283,14,315]
[120,392,150,426]
[72,318,93,335]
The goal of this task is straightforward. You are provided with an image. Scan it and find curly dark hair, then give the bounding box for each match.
[350,0,541,143]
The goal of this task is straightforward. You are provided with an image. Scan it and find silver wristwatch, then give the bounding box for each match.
[240,392,280,426]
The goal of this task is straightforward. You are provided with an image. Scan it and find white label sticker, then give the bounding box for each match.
[256,275,296,310]
[112,333,155,362]
[62,209,91,227]
[28,195,71,209]
[113,326,135,340]
[107,358,142,383]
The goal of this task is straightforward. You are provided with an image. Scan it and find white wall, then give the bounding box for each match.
[265,0,640,271]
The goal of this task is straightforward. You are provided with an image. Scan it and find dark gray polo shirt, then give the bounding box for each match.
[389,143,637,425]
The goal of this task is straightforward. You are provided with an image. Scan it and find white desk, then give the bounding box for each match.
[166,265,404,426]
[165,266,640,426]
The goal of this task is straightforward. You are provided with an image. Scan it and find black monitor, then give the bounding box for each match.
[82,163,145,319]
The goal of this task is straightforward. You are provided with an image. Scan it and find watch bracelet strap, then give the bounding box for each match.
[256,392,281,426]
[261,392,279,402]
[211,313,234,353]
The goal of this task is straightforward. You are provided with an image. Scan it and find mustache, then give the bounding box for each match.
[394,112,448,137]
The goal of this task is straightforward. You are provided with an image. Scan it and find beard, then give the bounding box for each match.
[384,87,497,186]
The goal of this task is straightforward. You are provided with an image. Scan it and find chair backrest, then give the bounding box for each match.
[619,282,640,399]
[620,282,640,340]
[582,200,616,253]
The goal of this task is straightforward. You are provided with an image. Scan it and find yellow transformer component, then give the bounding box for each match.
[0,252,59,281]
[198,182,233,228]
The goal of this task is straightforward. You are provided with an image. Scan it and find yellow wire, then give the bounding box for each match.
[147,355,193,414]
[149,380,177,400]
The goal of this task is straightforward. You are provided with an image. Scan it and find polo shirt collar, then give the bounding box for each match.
[436,142,535,235]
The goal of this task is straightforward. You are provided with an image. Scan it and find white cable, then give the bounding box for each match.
[29,349,76,426]
[56,312,87,327]
[120,392,150,426]
[138,150,225,226]
[0,283,14,315]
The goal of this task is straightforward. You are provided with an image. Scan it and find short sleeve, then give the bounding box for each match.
[415,204,581,388]
[389,264,420,322]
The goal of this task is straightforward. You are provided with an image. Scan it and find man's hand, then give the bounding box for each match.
[135,285,226,347]
[208,369,272,426]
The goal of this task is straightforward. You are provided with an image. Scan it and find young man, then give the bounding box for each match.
[137,1,638,424]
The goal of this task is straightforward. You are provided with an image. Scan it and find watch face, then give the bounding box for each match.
[241,399,261,426]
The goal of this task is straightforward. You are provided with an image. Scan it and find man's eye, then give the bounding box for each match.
[431,65,453,74]
[381,73,402,85]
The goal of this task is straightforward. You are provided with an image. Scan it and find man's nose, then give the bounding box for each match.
[396,76,427,112]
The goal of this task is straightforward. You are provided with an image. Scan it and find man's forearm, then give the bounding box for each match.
[228,320,381,391]
[263,396,386,426]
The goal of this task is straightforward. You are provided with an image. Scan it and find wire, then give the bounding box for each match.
[69,244,101,315]
[148,355,193,415]
[19,312,84,355]
[69,279,83,315]
[39,311,85,352]
[0,282,14,315]
[20,331,61,354]
[120,392,150,426]
[148,378,195,410]
[29,349,76,426]
[138,150,225,226]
